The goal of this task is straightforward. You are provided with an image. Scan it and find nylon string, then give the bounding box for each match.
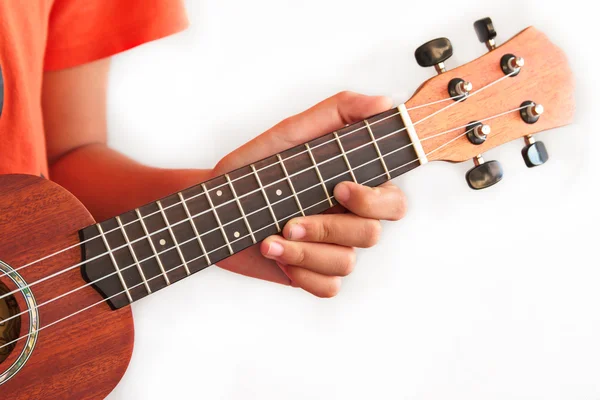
[7,72,515,276]
[0,103,529,336]
[0,70,519,300]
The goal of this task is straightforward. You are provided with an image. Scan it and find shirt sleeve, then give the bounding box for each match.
[44,0,188,71]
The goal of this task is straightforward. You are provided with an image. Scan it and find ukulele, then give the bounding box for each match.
[0,18,574,399]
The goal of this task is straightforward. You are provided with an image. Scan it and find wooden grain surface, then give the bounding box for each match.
[406,27,575,162]
[0,175,134,399]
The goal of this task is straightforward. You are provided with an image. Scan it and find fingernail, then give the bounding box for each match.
[334,183,351,203]
[288,224,306,240]
[265,241,284,257]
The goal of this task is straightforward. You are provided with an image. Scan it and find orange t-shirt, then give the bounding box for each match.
[0,0,188,177]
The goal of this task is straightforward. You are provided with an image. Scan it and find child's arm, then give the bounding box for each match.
[46,59,406,297]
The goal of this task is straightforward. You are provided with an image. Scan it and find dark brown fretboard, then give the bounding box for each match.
[80,107,420,309]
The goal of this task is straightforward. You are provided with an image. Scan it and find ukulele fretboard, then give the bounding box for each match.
[80,107,419,309]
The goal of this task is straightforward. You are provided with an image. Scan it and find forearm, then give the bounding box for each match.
[50,143,212,221]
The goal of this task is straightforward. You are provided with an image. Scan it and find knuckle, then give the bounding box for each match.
[213,155,231,175]
[391,191,408,221]
[320,278,342,298]
[364,220,382,248]
[295,246,307,266]
[318,220,332,243]
[335,90,353,102]
[277,117,302,145]
[358,189,376,211]
[339,249,356,276]
[365,187,383,209]
[275,117,291,134]
[280,115,294,128]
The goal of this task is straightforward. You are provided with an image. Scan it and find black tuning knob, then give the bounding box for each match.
[414,38,453,74]
[466,156,503,190]
[474,17,497,51]
[522,136,549,167]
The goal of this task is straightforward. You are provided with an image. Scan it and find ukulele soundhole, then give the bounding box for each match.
[0,279,20,364]
[0,260,39,386]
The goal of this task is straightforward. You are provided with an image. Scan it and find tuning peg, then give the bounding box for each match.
[466,121,490,145]
[466,155,503,190]
[474,17,497,51]
[522,136,549,167]
[520,101,544,124]
[448,78,473,101]
[414,38,453,74]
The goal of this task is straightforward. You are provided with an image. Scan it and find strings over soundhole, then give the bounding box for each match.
[0,279,20,364]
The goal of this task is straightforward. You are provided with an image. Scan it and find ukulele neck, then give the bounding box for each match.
[79,105,424,309]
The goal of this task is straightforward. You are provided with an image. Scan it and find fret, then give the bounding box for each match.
[178,184,238,261]
[341,124,385,184]
[221,166,273,238]
[365,120,391,180]
[294,132,354,213]
[244,158,301,231]
[333,131,358,183]
[178,192,211,265]
[363,109,418,186]
[202,183,234,255]
[153,194,208,277]
[135,208,171,285]
[303,194,334,214]
[200,178,254,256]
[157,200,191,276]
[276,154,305,217]
[115,216,152,294]
[305,143,333,207]
[275,136,345,220]
[204,179,255,250]
[225,174,256,244]
[96,223,133,303]
[80,107,423,310]
[250,164,281,232]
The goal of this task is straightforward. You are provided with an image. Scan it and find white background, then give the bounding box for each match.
[106,1,599,399]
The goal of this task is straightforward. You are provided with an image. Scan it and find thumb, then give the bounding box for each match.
[214,91,392,173]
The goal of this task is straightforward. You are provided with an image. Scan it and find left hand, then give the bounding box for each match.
[212,91,407,297]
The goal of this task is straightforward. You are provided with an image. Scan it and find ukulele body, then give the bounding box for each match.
[0,174,133,399]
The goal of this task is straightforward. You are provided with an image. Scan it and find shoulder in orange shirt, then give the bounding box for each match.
[0,0,187,177]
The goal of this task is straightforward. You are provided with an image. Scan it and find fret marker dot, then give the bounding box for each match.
[234,231,240,238]
[276,189,282,196]
[216,190,223,197]
[159,239,166,246]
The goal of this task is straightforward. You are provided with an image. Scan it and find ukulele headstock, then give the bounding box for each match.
[406,18,574,189]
